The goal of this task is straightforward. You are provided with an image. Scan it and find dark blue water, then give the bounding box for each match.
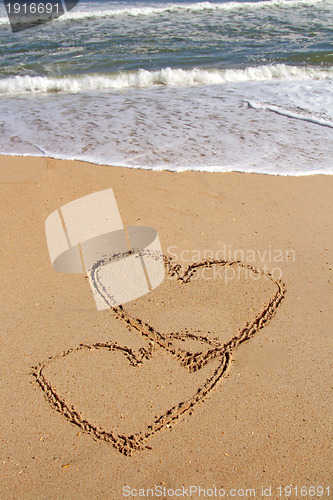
[1,0,332,78]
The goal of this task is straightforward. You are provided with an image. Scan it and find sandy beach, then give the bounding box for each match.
[0,155,332,499]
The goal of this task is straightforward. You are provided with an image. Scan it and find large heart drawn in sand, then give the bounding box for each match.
[33,258,285,456]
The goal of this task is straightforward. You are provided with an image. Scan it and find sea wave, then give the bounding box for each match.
[49,0,333,20]
[0,0,330,24]
[0,65,332,95]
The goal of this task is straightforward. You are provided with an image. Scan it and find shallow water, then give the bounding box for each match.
[0,0,332,174]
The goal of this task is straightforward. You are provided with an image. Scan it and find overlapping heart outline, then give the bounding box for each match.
[33,257,285,456]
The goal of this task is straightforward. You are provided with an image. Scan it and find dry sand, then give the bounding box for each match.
[0,155,332,499]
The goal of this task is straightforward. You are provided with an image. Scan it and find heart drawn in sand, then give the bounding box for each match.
[33,257,285,456]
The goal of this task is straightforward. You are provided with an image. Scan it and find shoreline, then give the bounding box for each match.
[1,155,332,498]
[1,152,332,176]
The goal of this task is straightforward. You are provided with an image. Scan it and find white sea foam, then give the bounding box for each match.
[55,0,333,21]
[245,100,333,127]
[0,80,331,175]
[0,65,332,95]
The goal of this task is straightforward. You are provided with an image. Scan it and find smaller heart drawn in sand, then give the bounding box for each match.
[34,258,285,456]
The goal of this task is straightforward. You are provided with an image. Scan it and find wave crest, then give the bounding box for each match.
[54,0,333,21]
[0,65,332,95]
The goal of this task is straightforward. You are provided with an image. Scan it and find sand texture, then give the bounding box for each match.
[0,156,332,499]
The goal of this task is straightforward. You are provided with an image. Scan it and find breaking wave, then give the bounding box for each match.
[50,0,333,21]
[0,65,332,95]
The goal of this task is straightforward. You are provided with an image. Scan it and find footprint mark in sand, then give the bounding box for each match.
[33,257,285,456]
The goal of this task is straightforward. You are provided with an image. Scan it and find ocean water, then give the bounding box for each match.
[0,0,332,174]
